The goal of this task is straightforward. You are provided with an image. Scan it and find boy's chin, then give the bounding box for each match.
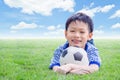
[70,45,82,48]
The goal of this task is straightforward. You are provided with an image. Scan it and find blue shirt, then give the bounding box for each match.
[49,41,101,69]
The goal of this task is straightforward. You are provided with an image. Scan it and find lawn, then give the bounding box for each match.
[0,39,120,80]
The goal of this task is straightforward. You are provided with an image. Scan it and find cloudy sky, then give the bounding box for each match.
[0,0,120,38]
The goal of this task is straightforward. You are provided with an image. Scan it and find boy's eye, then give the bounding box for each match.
[70,30,75,32]
[80,31,85,33]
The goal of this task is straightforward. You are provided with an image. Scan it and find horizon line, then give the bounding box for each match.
[0,36,120,39]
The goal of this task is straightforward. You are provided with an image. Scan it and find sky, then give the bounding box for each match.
[0,0,120,39]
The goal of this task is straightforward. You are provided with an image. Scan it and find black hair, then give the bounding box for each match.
[65,12,93,33]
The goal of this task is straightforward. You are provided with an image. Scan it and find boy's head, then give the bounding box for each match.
[65,12,94,48]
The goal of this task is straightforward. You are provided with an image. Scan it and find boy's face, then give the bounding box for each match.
[65,20,93,48]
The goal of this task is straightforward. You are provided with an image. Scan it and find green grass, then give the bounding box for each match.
[0,39,120,80]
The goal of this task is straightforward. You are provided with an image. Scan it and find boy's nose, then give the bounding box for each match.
[74,32,80,38]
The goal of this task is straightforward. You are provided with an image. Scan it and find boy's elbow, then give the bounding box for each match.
[89,64,99,73]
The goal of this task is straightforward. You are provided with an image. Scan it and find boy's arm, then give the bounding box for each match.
[49,47,62,69]
[70,64,99,74]
[53,63,99,75]
[53,66,60,72]
[53,65,72,74]
[49,42,69,70]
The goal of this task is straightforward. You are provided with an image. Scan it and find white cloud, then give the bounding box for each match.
[109,10,120,19]
[78,7,100,17]
[56,24,61,28]
[44,29,64,37]
[11,21,38,30]
[47,24,62,31]
[97,25,104,29]
[47,26,56,31]
[38,25,44,28]
[45,24,64,37]
[94,26,104,35]
[111,23,120,29]
[94,30,104,34]
[89,2,94,8]
[100,4,115,12]
[4,0,75,16]
[10,30,17,33]
[77,4,115,17]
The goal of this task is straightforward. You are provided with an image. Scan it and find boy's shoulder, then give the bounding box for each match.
[58,41,98,51]
[59,41,69,50]
[85,42,98,51]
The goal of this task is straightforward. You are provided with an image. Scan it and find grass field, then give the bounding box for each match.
[0,39,120,80]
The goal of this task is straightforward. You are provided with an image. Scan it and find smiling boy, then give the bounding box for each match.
[49,12,101,75]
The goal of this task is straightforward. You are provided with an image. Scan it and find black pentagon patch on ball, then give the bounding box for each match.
[62,50,68,57]
[74,52,83,61]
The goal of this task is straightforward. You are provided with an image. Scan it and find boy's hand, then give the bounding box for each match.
[70,69,90,75]
[53,65,72,74]
[53,64,99,75]
[70,64,99,75]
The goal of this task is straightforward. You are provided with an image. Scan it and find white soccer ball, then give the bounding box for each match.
[60,46,89,66]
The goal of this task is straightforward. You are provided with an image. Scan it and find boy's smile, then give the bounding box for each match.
[65,20,93,48]
[72,39,82,44]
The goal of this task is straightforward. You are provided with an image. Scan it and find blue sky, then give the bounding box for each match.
[0,0,120,39]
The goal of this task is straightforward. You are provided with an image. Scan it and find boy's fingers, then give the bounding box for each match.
[54,65,71,74]
[70,69,90,75]
[58,69,64,74]
[56,67,67,74]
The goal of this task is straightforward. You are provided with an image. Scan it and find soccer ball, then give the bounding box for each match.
[60,46,89,66]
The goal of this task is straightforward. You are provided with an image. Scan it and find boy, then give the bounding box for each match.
[49,12,101,75]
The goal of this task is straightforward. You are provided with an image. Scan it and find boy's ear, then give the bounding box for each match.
[88,33,93,40]
[64,30,67,38]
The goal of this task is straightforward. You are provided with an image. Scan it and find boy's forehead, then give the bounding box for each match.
[69,20,89,27]
[67,20,90,31]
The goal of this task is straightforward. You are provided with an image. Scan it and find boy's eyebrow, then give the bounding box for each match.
[68,27,76,29]
[69,27,86,31]
[70,27,75,29]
